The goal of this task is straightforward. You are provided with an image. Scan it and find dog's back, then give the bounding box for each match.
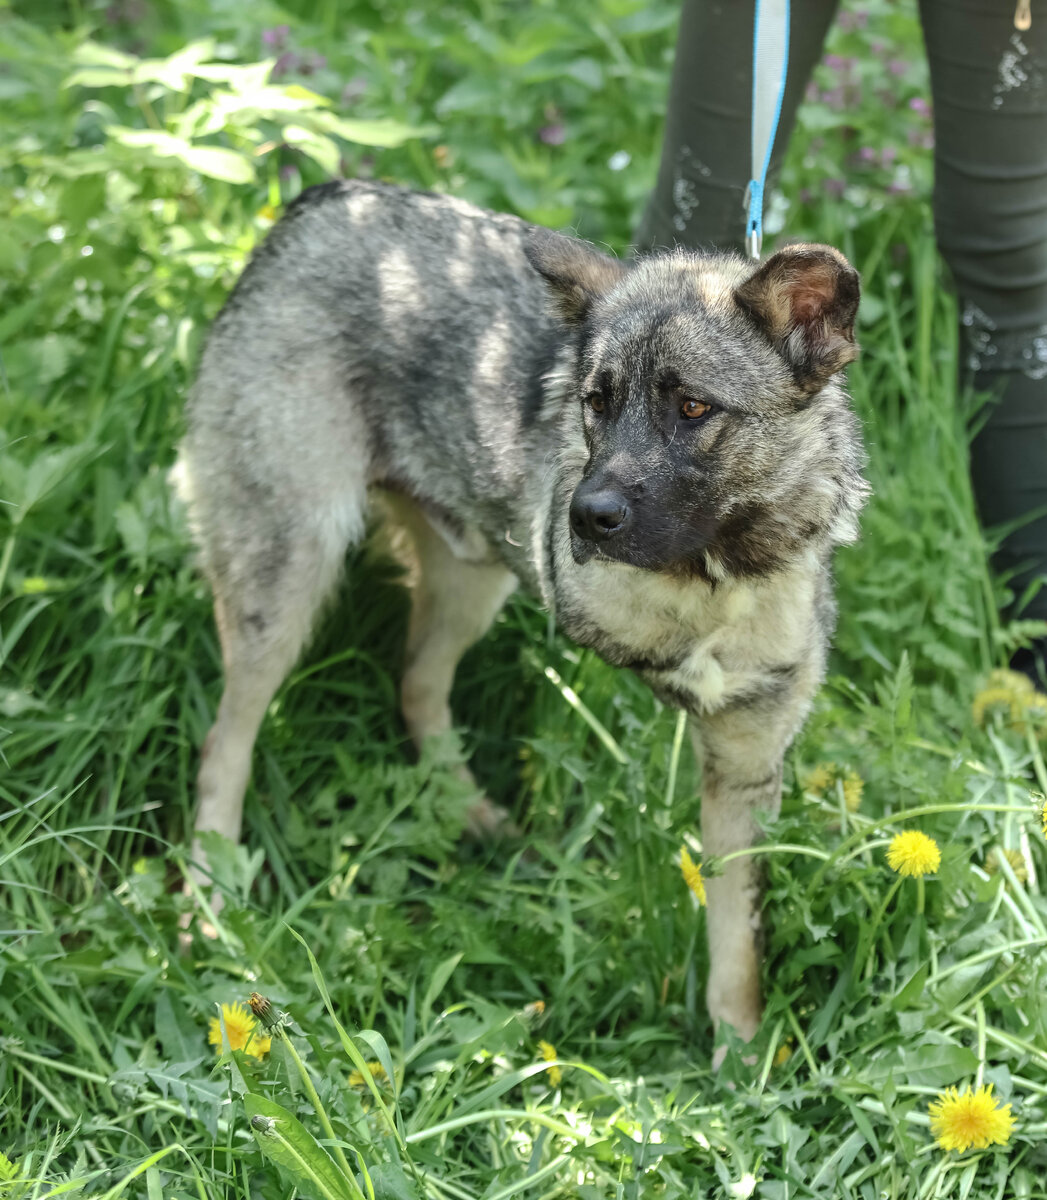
[184,181,563,590]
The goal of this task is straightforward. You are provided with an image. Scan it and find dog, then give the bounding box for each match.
[176,178,867,1054]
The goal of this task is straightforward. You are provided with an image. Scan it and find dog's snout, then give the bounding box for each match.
[570,484,631,542]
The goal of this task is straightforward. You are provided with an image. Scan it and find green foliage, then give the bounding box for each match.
[2,0,1047,1197]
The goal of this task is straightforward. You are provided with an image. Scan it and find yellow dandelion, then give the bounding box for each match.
[774,1041,793,1068]
[928,1084,1015,1152]
[207,1001,271,1059]
[348,1060,388,1088]
[0,1150,18,1182]
[538,1040,562,1087]
[522,998,546,1021]
[257,203,278,223]
[680,846,706,906]
[841,770,864,813]
[805,763,863,811]
[886,830,941,877]
[805,763,835,795]
[985,847,1029,885]
[1040,794,1047,841]
[972,668,1047,730]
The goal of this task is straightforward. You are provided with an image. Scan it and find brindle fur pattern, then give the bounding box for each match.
[176,179,868,1055]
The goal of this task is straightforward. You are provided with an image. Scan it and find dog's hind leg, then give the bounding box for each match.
[191,519,356,876]
[178,420,367,886]
[385,495,517,836]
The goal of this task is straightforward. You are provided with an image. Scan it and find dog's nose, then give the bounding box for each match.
[569,487,630,542]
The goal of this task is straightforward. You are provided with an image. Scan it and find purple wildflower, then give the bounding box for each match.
[262,25,290,48]
[908,96,931,117]
[838,12,868,31]
[824,53,852,72]
[538,123,566,146]
[270,51,297,80]
[888,57,908,77]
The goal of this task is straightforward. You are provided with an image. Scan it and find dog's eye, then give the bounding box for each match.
[680,397,712,421]
[587,393,605,414]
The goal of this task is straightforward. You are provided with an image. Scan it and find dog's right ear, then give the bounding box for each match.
[524,229,628,325]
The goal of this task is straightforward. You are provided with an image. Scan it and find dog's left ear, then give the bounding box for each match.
[734,244,860,393]
[524,229,628,325]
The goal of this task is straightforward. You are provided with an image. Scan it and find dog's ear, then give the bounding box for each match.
[734,244,860,393]
[524,229,628,324]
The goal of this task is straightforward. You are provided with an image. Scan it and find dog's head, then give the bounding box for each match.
[525,230,869,580]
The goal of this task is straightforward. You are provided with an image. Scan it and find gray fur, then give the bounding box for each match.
[177,179,868,1054]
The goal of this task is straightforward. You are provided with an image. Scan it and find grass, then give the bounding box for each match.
[2,0,1047,1196]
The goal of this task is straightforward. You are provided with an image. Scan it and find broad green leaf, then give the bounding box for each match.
[245,1094,359,1200]
[318,114,437,148]
[281,125,341,175]
[180,146,255,184]
[69,40,138,69]
[861,1038,979,1089]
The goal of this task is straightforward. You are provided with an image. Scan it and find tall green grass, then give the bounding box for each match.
[2,0,1046,1196]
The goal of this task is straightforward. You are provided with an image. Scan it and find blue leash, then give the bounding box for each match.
[746,0,790,259]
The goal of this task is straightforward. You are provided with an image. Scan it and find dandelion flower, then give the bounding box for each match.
[805,763,863,811]
[680,846,706,906]
[348,1061,388,1088]
[929,1084,1014,1152]
[774,1041,793,1067]
[538,1040,562,1086]
[208,1001,271,1059]
[1040,794,1047,841]
[841,770,864,813]
[886,830,941,877]
[972,668,1047,731]
[985,847,1029,885]
[805,763,835,795]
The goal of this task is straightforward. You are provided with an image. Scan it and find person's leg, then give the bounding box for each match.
[636,0,840,252]
[920,0,1047,663]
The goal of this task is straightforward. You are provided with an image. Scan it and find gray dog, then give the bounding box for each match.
[177,179,867,1056]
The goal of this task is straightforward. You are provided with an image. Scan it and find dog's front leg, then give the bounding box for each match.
[690,696,805,1058]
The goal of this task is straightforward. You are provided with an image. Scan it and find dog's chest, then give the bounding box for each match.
[553,557,817,713]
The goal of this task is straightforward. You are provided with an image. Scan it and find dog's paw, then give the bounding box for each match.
[464,795,520,840]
